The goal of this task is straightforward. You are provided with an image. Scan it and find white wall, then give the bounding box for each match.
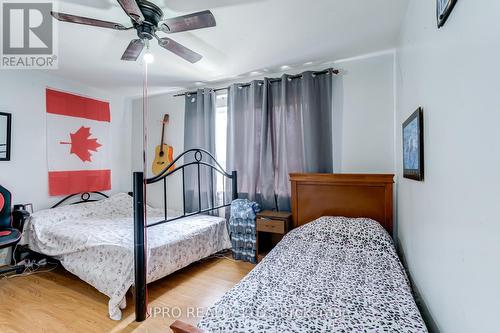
[396,1,500,332]
[132,93,185,211]
[132,53,396,209]
[0,71,133,210]
[334,53,395,173]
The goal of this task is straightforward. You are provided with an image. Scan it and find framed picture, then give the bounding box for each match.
[403,108,424,181]
[0,112,11,161]
[437,0,458,28]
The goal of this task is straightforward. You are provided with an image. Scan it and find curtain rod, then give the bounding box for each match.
[174,69,339,97]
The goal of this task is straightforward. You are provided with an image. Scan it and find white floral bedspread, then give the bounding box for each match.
[23,193,231,320]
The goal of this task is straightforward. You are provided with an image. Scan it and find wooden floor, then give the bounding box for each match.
[0,256,254,333]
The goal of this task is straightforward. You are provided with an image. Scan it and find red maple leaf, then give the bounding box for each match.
[60,126,102,162]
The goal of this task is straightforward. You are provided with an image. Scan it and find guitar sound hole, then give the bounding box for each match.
[159,151,164,157]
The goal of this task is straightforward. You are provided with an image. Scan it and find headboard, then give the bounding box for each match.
[290,173,394,235]
[51,191,109,208]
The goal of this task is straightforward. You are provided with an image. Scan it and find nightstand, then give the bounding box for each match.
[256,210,291,262]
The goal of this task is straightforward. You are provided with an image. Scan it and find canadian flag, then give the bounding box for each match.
[46,89,111,196]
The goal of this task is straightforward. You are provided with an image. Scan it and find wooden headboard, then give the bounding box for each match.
[290,173,394,235]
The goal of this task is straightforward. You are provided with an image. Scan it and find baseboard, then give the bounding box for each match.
[397,242,440,333]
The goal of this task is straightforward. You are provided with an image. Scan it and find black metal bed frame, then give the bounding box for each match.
[51,191,109,208]
[133,148,238,321]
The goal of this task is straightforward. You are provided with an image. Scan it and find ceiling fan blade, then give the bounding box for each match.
[159,10,216,33]
[121,39,145,61]
[51,12,129,30]
[117,0,144,24]
[157,37,202,63]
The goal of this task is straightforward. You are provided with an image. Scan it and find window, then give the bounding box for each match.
[215,91,228,203]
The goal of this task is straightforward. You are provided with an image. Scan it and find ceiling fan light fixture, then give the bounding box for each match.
[143,48,154,64]
[143,40,154,64]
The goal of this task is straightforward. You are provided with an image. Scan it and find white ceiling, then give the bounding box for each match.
[52,0,409,96]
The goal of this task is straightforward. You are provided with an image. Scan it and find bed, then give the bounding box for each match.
[22,149,237,321]
[21,193,231,320]
[170,173,428,332]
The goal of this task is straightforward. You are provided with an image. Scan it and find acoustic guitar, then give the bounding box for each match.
[152,114,175,175]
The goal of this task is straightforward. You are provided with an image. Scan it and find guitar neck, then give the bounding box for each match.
[159,123,166,152]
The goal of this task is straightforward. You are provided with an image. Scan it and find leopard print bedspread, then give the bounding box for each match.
[198,216,427,332]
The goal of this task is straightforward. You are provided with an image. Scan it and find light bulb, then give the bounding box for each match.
[143,50,154,64]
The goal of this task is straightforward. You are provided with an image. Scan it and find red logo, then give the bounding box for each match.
[60,126,102,162]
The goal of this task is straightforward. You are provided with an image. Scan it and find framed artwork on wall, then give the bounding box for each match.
[403,108,424,181]
[0,112,12,161]
[437,0,458,28]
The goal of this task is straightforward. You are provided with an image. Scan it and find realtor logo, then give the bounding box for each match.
[1,1,58,69]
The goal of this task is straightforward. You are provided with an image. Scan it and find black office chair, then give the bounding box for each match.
[0,184,29,275]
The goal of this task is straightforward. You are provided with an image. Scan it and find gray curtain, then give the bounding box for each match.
[184,89,216,213]
[226,69,334,211]
[226,81,275,208]
[270,71,334,210]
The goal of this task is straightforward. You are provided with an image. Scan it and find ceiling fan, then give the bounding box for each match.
[51,0,216,63]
